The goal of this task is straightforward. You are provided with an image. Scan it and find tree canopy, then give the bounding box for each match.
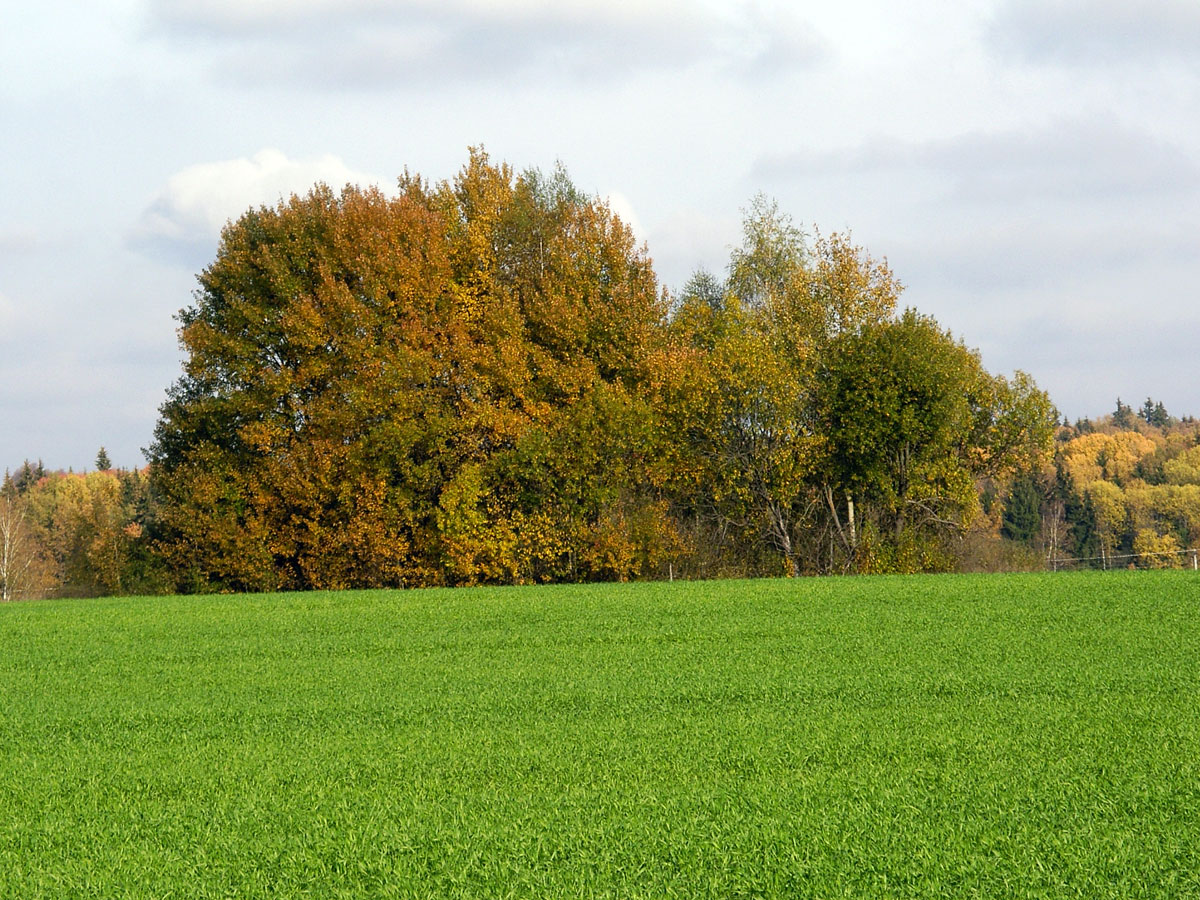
[132,150,1059,589]
[147,150,671,590]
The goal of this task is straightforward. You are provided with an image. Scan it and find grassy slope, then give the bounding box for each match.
[2,572,1199,898]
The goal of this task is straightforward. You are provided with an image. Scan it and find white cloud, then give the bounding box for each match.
[153,0,770,35]
[988,0,1200,65]
[130,149,387,261]
[926,121,1200,203]
[147,0,826,87]
[757,118,1200,205]
[0,230,50,257]
[604,191,645,243]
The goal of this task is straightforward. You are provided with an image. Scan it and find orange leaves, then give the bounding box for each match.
[150,151,672,591]
[150,159,1067,587]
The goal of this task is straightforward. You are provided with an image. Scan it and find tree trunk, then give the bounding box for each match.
[824,485,858,573]
[0,496,37,601]
[825,485,849,553]
[767,501,798,577]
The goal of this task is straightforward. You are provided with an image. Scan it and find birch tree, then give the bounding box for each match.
[0,490,53,601]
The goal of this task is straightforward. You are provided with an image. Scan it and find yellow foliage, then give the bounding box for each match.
[1132,528,1182,568]
[790,229,901,345]
[1163,445,1200,486]
[1085,480,1127,555]
[1123,482,1200,548]
[1060,431,1157,489]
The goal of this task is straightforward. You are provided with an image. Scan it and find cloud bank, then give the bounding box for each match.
[130,149,386,263]
[988,0,1200,65]
[0,290,14,331]
[757,117,1200,204]
[147,0,826,87]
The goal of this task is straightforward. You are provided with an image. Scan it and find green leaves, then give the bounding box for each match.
[667,227,1055,575]
[820,308,1057,564]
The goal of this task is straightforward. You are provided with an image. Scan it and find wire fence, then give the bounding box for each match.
[1047,548,1200,571]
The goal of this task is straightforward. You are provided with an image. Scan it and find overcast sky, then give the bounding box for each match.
[3,0,1199,471]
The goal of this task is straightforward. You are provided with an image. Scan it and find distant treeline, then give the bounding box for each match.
[11,150,1187,599]
[978,401,1200,571]
[1,460,166,600]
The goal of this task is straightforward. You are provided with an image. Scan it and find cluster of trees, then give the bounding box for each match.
[4,150,1063,598]
[142,150,1055,591]
[1,456,167,601]
[987,400,1200,570]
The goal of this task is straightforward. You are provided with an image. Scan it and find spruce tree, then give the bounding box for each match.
[1001,475,1041,544]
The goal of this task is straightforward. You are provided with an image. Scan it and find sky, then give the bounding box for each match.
[3,0,1199,471]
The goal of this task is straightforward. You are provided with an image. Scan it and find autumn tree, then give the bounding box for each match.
[1059,431,1157,491]
[146,157,1064,588]
[0,480,55,601]
[1132,528,1182,568]
[1046,413,1200,567]
[659,205,845,577]
[1086,480,1128,564]
[1163,445,1200,486]
[815,311,966,566]
[813,311,1055,571]
[660,201,1054,576]
[1124,481,1200,552]
[430,160,674,584]
[2,469,163,598]
[149,150,670,591]
[726,194,806,312]
[659,294,817,576]
[25,472,143,596]
[149,181,453,590]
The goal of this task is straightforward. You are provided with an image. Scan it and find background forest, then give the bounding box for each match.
[3,152,1197,599]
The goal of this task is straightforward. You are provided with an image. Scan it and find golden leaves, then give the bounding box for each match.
[1060,430,1158,490]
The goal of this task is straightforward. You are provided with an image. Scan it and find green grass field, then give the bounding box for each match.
[2,572,1199,898]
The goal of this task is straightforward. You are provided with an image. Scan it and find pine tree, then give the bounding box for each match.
[1113,398,1134,428]
[11,460,45,494]
[1001,476,1041,544]
[1151,401,1170,428]
[1140,397,1155,424]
